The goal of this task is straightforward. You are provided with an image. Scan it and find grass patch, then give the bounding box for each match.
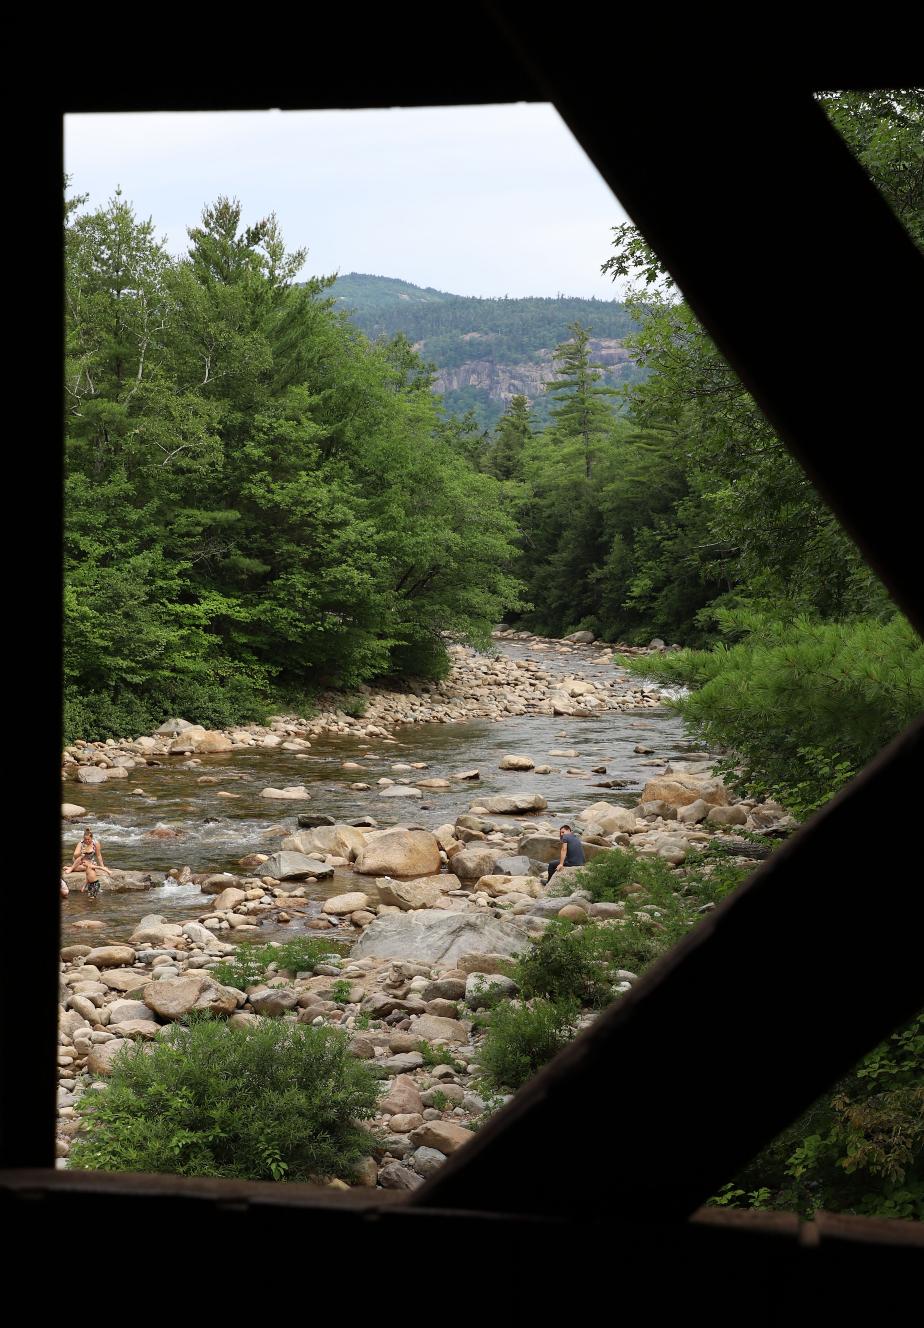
[209,937,344,991]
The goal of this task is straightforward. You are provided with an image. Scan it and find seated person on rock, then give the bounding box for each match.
[63,825,110,898]
[547,824,585,883]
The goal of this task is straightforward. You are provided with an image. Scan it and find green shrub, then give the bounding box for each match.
[477,999,579,1092]
[624,611,924,816]
[208,937,339,991]
[69,1017,380,1182]
[716,1014,924,1220]
[416,1041,466,1073]
[339,695,368,718]
[513,921,618,1008]
[572,847,679,905]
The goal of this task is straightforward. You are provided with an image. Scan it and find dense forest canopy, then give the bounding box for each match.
[64,193,525,740]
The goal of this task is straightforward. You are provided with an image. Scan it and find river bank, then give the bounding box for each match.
[55,631,793,1186]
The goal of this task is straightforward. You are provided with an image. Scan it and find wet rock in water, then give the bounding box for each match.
[260,852,334,881]
[296,812,336,828]
[194,731,234,753]
[499,754,535,770]
[71,919,106,931]
[209,887,248,912]
[260,785,311,800]
[76,766,108,784]
[282,824,367,860]
[453,769,481,781]
[353,829,441,878]
[131,921,184,945]
[62,803,88,820]
[477,792,548,815]
[379,785,422,798]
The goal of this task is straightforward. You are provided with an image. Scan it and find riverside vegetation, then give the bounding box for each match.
[61,90,922,1216]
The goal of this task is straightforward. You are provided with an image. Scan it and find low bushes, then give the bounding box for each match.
[623,611,924,817]
[210,937,343,990]
[476,998,579,1093]
[69,1016,379,1182]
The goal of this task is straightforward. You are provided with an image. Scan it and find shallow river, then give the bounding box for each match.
[60,642,692,944]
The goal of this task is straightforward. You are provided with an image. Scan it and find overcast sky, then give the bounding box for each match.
[64,104,631,300]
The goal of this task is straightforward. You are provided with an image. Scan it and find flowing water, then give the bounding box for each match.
[60,642,693,944]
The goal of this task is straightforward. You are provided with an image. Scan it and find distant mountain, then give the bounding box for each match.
[330,273,644,429]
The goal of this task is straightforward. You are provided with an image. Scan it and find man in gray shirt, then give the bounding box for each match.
[547,824,585,884]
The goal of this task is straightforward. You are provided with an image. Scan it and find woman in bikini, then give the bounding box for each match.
[63,827,109,898]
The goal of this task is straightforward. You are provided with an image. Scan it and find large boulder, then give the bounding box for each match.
[353,830,441,878]
[706,804,748,827]
[639,774,728,808]
[144,976,239,1020]
[577,802,637,835]
[156,718,194,736]
[62,803,88,820]
[169,725,207,753]
[475,793,548,815]
[84,945,136,969]
[351,911,530,966]
[281,824,368,860]
[379,785,422,798]
[131,921,184,944]
[375,876,450,911]
[379,1074,425,1116]
[76,766,108,785]
[323,891,371,915]
[100,969,152,992]
[86,1039,132,1077]
[260,786,311,800]
[106,999,154,1025]
[517,833,609,863]
[410,1014,468,1044]
[409,1121,474,1155]
[499,755,535,771]
[210,887,248,913]
[493,854,532,877]
[194,730,234,753]
[260,852,334,881]
[450,845,500,882]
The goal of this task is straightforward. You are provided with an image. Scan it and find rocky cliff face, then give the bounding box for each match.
[429,338,634,407]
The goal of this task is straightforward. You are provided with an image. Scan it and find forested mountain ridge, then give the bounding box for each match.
[330,273,643,426]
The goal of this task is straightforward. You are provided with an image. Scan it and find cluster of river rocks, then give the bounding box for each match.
[56,628,797,1185]
[61,633,672,794]
[56,773,795,1183]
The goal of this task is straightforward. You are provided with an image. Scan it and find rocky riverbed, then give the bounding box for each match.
[55,630,795,1185]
